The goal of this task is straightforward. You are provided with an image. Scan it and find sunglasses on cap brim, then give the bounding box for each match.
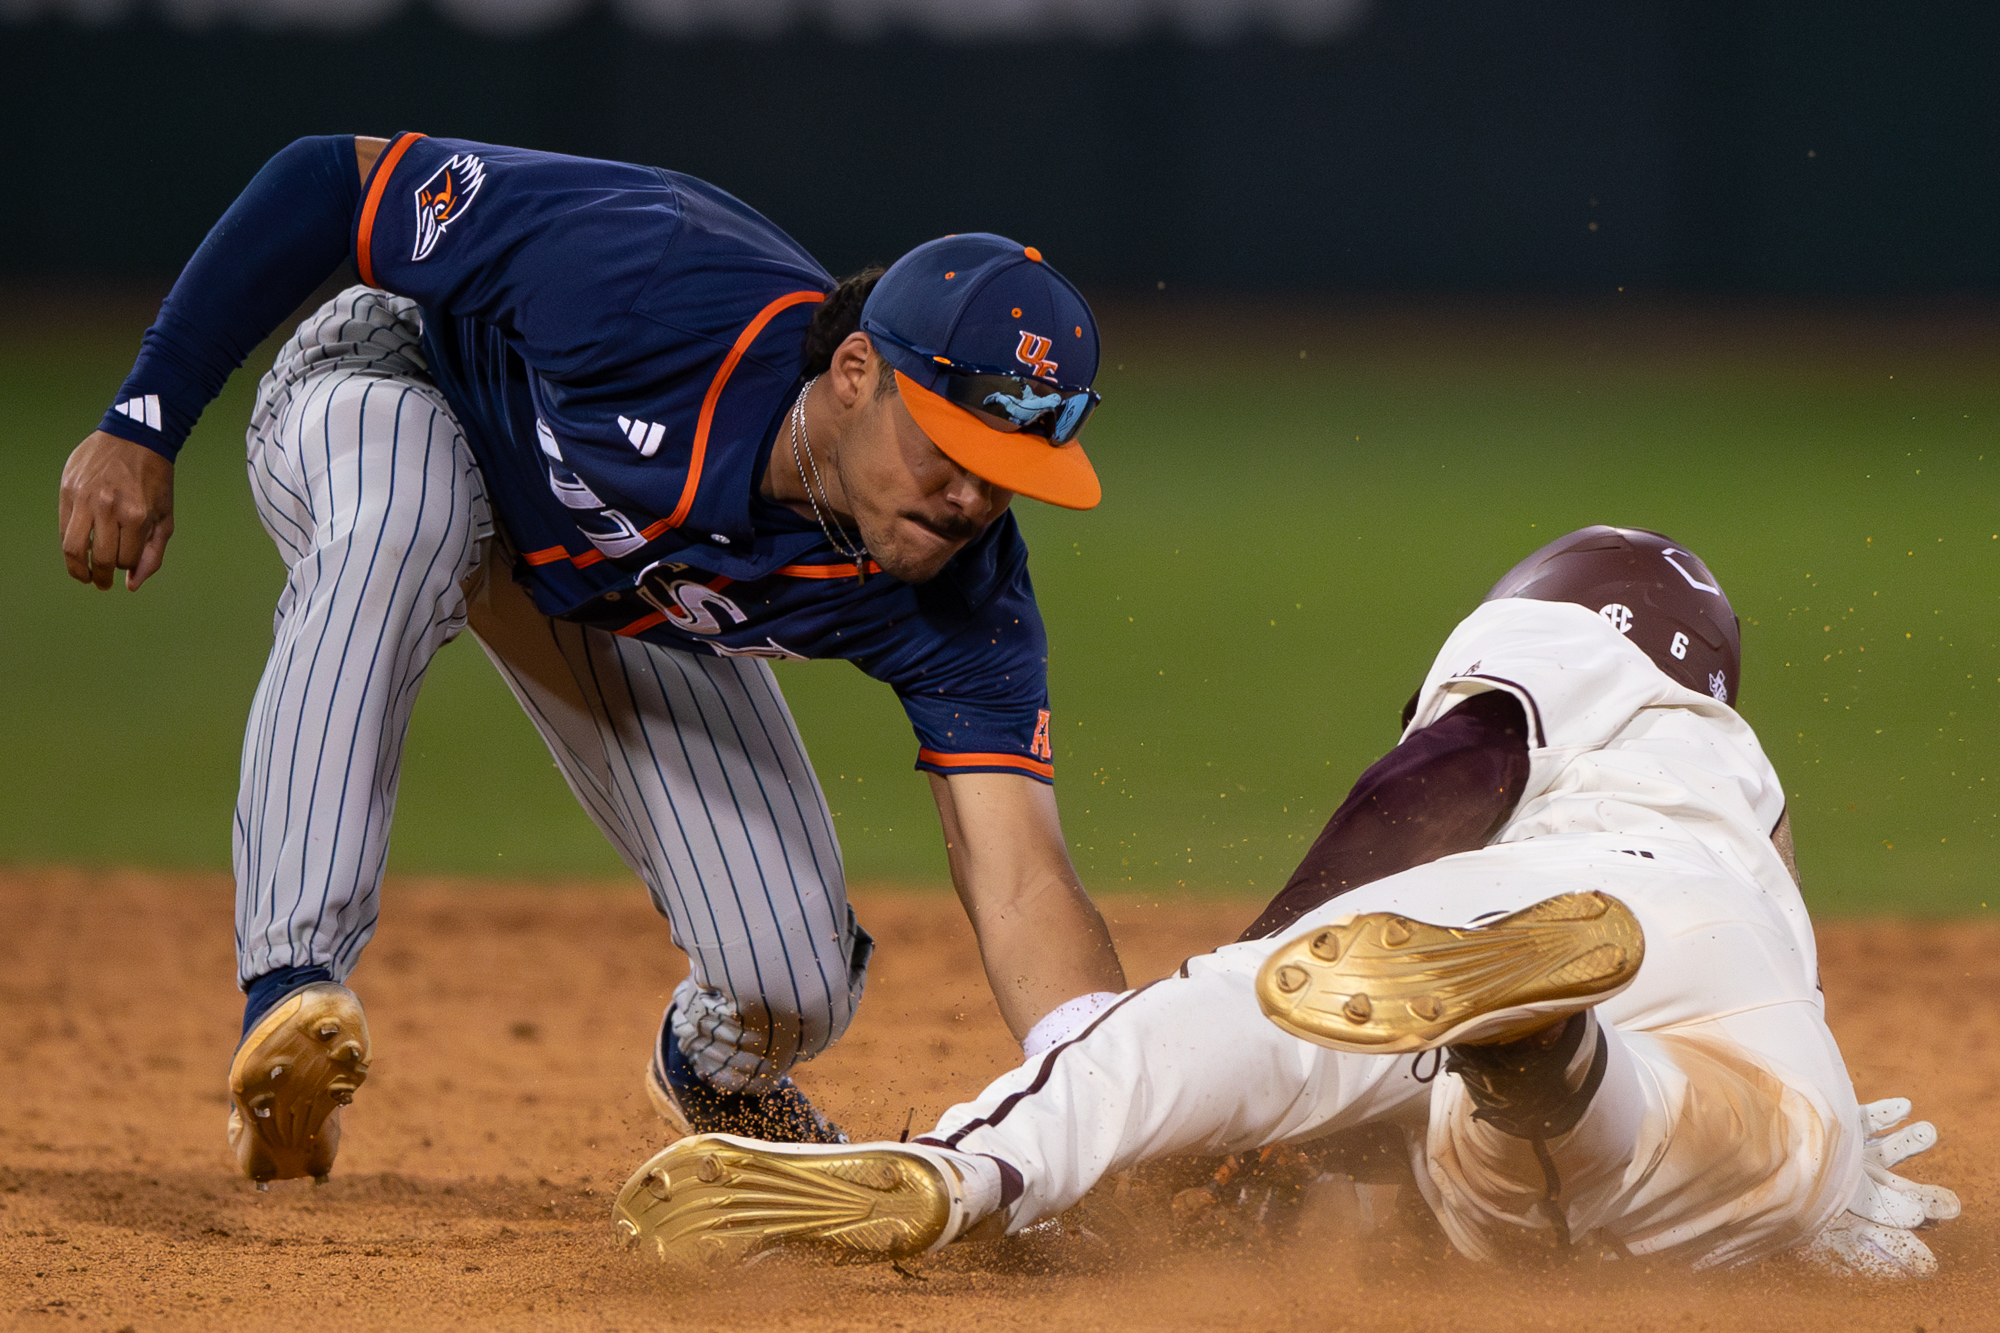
[868,332,1096,440]
[930,359,1101,444]
[866,324,1103,444]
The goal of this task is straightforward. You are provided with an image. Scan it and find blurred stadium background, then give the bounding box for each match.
[2,0,1994,912]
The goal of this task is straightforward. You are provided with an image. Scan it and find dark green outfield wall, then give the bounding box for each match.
[4,301,1996,911]
[4,0,1997,293]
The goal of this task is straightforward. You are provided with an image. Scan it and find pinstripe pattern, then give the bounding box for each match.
[236,287,867,1094]
[468,559,865,1092]
[238,290,489,985]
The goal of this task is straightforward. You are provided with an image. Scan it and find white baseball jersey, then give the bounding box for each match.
[918,597,1861,1269]
[1409,597,1810,971]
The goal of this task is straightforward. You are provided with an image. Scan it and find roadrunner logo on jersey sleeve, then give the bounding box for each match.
[412,153,486,262]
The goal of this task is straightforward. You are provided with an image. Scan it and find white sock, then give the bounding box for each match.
[936,1148,1004,1224]
[1021,991,1122,1060]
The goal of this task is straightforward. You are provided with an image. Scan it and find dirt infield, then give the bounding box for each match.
[2,868,1992,1331]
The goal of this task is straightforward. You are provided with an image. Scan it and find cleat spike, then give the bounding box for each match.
[314,1174,330,1186]
[255,1181,269,1193]
[228,983,369,1186]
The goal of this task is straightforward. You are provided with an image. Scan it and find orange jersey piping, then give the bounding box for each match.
[531,549,881,578]
[916,749,1055,781]
[525,292,829,562]
[655,288,827,534]
[615,611,668,637]
[776,560,883,579]
[355,132,424,289]
[521,543,606,569]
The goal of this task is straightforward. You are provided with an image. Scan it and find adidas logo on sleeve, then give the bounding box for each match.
[114,394,163,431]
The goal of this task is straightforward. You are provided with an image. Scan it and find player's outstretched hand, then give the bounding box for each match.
[59,431,175,590]
[1800,1097,1960,1279]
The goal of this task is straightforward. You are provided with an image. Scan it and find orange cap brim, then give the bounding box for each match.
[895,369,1102,511]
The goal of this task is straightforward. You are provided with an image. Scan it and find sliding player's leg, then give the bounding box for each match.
[611,931,1429,1265]
[1258,833,1864,1268]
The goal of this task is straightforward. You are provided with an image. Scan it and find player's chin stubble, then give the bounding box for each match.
[868,511,981,585]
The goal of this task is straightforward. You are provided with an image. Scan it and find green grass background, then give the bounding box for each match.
[4,299,1994,913]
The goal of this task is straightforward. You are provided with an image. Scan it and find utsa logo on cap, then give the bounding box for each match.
[413,153,486,262]
[1015,331,1058,379]
[860,233,1105,510]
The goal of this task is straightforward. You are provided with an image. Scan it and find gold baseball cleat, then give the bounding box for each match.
[227,982,371,1187]
[1256,891,1644,1053]
[613,1134,967,1270]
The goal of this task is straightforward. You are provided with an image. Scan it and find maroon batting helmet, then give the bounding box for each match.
[1484,526,1742,706]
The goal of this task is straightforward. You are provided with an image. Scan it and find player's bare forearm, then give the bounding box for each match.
[928,771,1126,1039]
[58,431,175,590]
[355,136,388,181]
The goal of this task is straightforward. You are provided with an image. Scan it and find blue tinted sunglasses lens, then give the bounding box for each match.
[938,370,1099,443]
[1053,392,1092,442]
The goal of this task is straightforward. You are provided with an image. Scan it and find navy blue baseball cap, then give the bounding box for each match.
[861,233,1103,510]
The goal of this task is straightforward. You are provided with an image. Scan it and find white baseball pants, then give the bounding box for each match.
[925,833,1861,1269]
[234,287,868,1092]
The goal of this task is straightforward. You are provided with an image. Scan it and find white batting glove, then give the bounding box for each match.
[1800,1097,1961,1279]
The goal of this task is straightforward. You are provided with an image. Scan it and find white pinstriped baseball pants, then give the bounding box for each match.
[235,287,869,1092]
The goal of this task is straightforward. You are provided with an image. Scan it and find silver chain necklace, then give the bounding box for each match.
[789,376,870,568]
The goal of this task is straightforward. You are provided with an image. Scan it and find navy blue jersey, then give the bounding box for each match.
[353,133,1054,780]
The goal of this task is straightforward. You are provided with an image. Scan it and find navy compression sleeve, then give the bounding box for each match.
[1238,689,1531,941]
[97,135,363,461]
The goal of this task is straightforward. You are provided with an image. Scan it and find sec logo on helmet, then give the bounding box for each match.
[413,153,486,262]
